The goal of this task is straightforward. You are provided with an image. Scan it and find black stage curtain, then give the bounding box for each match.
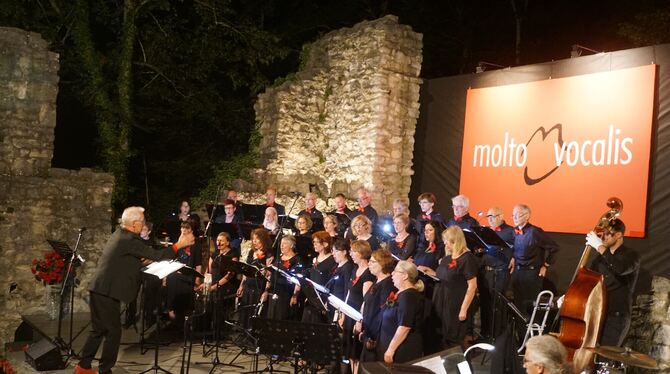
[411,44,670,294]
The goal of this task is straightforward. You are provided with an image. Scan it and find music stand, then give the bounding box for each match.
[221,257,262,278]
[208,222,241,241]
[463,227,511,253]
[205,203,225,223]
[251,317,341,365]
[300,278,329,315]
[240,204,267,224]
[464,227,512,347]
[46,239,79,361]
[294,236,314,264]
[238,222,264,240]
[140,261,190,374]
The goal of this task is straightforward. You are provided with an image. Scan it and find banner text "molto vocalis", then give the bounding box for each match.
[472,125,633,168]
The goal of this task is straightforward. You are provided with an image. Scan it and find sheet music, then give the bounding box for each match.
[142,261,185,279]
[412,356,447,374]
[327,294,363,321]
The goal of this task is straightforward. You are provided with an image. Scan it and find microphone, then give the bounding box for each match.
[78,227,87,232]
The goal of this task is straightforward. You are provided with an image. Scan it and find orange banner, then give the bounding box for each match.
[460,65,656,237]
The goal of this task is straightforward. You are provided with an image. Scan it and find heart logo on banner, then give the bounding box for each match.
[523,123,565,185]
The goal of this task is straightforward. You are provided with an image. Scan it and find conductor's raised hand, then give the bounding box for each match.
[175,231,196,249]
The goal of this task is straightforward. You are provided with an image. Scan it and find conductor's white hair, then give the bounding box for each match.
[121,206,145,227]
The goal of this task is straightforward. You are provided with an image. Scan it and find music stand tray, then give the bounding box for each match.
[463,227,511,255]
[251,317,341,364]
[47,239,73,258]
[240,204,267,225]
[299,278,329,314]
[220,257,262,278]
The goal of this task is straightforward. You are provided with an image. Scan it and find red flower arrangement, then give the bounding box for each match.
[1,358,16,374]
[30,250,66,285]
[385,291,398,308]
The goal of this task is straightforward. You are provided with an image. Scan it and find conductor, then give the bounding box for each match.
[75,206,195,374]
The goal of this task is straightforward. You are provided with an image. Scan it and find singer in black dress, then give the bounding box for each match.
[236,228,273,328]
[266,235,303,321]
[342,241,375,374]
[387,213,417,260]
[377,260,425,364]
[351,215,381,251]
[208,232,240,337]
[300,231,337,324]
[359,249,396,362]
[429,226,479,348]
[331,239,354,304]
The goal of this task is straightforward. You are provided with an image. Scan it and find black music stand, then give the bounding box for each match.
[299,278,329,315]
[208,222,241,241]
[188,260,245,373]
[46,239,81,361]
[252,317,341,369]
[294,236,315,264]
[463,227,511,253]
[239,222,264,240]
[464,227,512,346]
[221,257,262,278]
[240,204,268,224]
[140,261,198,374]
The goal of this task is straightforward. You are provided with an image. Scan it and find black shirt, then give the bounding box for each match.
[352,205,379,225]
[446,213,480,230]
[513,223,559,267]
[587,244,640,315]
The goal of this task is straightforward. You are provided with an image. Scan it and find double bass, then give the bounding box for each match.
[557,197,623,371]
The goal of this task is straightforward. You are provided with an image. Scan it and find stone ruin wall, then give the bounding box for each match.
[252,15,422,212]
[0,28,114,347]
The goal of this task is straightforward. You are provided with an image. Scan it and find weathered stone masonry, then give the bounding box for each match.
[0,27,113,347]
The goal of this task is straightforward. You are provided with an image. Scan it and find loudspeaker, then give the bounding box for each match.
[24,338,64,371]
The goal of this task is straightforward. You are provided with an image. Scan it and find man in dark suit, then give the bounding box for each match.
[75,206,195,374]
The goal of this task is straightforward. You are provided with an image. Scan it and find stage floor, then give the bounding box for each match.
[6,312,493,373]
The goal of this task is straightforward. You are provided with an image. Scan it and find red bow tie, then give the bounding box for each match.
[305,208,312,214]
[455,216,462,222]
[357,207,365,213]
[494,226,501,232]
[422,214,431,220]
[515,228,523,235]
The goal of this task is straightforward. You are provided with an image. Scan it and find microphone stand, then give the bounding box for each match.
[56,229,84,361]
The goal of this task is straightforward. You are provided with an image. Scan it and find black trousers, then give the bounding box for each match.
[600,312,631,347]
[78,291,121,373]
[511,267,541,317]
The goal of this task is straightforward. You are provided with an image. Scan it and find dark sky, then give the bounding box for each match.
[43,0,660,213]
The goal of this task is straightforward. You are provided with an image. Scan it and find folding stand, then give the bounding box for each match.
[251,317,341,374]
[140,261,194,374]
[47,238,83,363]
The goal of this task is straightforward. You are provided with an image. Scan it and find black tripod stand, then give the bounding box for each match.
[47,234,84,363]
[140,261,202,374]
[185,290,243,373]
